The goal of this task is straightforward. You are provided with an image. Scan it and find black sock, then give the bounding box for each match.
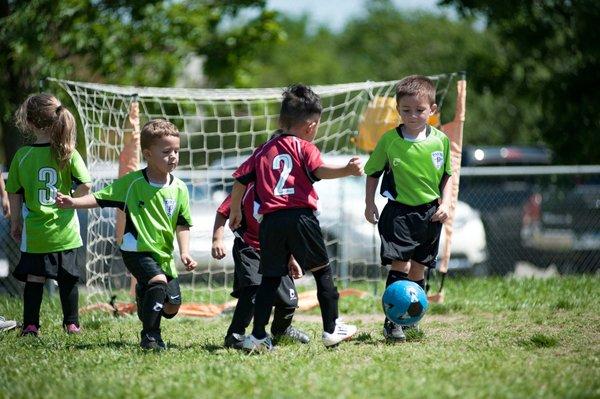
[386,270,409,287]
[251,276,280,339]
[135,283,145,322]
[141,281,167,334]
[412,279,425,291]
[58,276,79,325]
[313,266,339,334]
[227,285,258,336]
[271,306,295,336]
[23,281,44,328]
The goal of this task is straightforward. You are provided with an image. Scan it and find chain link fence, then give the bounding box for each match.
[1,166,598,296]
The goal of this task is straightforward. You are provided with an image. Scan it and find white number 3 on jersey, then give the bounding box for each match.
[272,154,295,196]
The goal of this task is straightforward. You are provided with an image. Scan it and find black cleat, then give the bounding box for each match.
[275,326,310,344]
[224,333,245,350]
[140,330,166,351]
[383,319,406,342]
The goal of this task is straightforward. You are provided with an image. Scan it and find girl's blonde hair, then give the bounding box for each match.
[15,93,76,170]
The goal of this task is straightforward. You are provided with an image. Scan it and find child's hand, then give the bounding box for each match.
[345,157,364,176]
[211,239,226,260]
[1,196,9,218]
[229,208,242,230]
[288,257,303,279]
[10,222,21,243]
[55,192,74,208]
[431,201,450,223]
[364,202,379,224]
[181,253,197,271]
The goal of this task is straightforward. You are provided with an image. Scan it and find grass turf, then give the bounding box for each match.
[0,276,599,398]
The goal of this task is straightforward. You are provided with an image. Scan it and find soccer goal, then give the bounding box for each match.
[50,73,466,307]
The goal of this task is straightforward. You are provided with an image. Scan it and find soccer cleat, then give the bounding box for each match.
[20,324,39,337]
[140,330,166,351]
[322,319,357,347]
[224,333,245,350]
[275,326,310,344]
[0,316,17,332]
[242,334,274,352]
[64,323,81,335]
[383,319,406,342]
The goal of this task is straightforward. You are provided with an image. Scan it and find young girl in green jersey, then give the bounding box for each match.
[7,93,91,336]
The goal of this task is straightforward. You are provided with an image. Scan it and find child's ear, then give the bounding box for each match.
[142,148,151,160]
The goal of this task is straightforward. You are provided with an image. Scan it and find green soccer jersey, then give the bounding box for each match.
[364,125,452,206]
[93,169,192,277]
[6,144,91,253]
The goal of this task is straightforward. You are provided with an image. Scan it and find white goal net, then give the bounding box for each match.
[51,73,464,305]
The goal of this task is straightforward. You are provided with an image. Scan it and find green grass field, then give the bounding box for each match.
[1,276,599,399]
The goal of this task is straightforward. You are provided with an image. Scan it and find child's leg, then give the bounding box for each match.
[141,274,168,335]
[23,275,45,329]
[161,278,182,319]
[251,275,281,339]
[271,277,298,336]
[57,273,79,327]
[407,261,426,290]
[312,265,339,334]
[228,285,258,336]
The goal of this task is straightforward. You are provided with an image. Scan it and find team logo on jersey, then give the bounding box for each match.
[392,158,402,167]
[164,198,176,217]
[431,151,444,170]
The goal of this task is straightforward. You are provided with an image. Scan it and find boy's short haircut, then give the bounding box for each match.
[140,119,180,150]
[395,75,436,105]
[279,84,323,129]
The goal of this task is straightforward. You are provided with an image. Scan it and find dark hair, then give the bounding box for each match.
[15,93,76,170]
[279,84,322,129]
[395,75,436,105]
[140,119,180,150]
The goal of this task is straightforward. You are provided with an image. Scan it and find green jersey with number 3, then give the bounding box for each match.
[6,144,91,253]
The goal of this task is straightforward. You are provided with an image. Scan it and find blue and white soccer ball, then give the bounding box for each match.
[382,281,429,326]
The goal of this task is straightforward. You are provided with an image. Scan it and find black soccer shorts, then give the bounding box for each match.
[378,199,442,268]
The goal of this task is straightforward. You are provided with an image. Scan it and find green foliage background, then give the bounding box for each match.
[1,0,598,163]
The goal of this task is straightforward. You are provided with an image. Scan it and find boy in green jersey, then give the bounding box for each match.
[7,93,91,336]
[364,75,453,341]
[57,119,197,350]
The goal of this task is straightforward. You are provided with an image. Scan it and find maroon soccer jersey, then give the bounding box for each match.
[217,183,260,250]
[233,133,324,215]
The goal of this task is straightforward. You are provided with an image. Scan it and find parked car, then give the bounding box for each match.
[458,145,553,275]
[521,179,600,273]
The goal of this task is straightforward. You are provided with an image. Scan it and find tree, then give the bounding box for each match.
[441,0,600,163]
[247,0,539,146]
[0,0,282,164]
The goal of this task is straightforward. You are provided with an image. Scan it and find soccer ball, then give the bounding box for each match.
[382,281,429,326]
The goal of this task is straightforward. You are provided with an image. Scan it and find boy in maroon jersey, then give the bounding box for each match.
[211,182,310,349]
[229,84,363,351]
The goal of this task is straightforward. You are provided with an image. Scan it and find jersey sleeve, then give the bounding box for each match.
[216,194,232,218]
[302,141,324,180]
[70,150,92,185]
[443,135,453,176]
[177,183,193,227]
[364,132,391,178]
[93,175,131,210]
[232,151,257,185]
[5,151,23,194]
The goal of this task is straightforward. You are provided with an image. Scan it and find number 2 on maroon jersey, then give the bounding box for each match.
[272,154,295,196]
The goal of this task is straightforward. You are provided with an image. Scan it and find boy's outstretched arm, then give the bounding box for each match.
[314,157,363,180]
[72,182,92,198]
[176,225,197,271]
[364,175,379,224]
[228,180,246,230]
[55,193,99,209]
[211,212,228,260]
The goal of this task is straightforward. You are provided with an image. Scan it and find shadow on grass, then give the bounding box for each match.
[69,340,136,350]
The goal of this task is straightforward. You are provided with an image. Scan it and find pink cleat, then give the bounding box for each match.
[64,324,81,334]
[21,324,39,337]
